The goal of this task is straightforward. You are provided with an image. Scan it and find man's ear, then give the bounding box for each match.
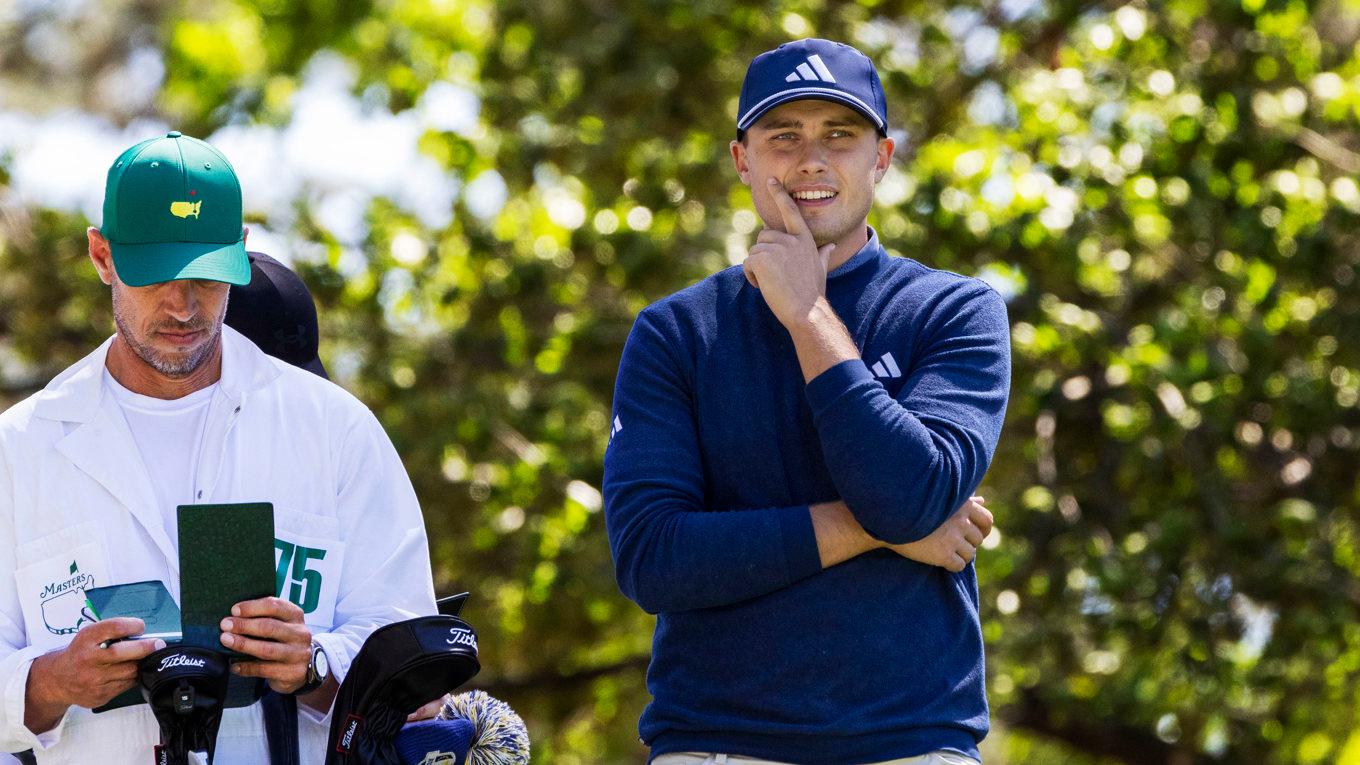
[242,225,249,246]
[87,227,115,286]
[873,136,896,184]
[730,139,753,186]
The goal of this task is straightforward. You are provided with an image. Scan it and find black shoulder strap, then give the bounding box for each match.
[261,689,299,765]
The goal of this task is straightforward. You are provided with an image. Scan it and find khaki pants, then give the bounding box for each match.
[653,751,980,765]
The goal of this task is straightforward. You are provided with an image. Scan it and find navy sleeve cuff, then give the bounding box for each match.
[778,505,823,580]
[805,359,877,415]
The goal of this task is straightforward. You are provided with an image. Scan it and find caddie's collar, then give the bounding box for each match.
[31,324,282,423]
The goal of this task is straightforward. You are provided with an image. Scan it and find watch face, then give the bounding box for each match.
[314,647,330,679]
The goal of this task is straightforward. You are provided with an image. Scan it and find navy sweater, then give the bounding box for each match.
[603,230,1011,764]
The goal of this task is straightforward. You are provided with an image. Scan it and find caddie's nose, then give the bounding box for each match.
[162,280,199,323]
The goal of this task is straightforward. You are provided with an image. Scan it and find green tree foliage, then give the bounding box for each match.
[3,0,1360,762]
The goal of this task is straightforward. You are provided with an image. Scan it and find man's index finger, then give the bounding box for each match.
[766,178,810,237]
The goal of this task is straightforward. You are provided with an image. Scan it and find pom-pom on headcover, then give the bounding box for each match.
[326,615,481,765]
[439,691,530,765]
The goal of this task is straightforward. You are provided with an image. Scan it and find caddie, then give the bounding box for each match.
[0,132,437,764]
[603,39,1010,764]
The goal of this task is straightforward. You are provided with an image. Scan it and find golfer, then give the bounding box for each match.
[603,39,1010,764]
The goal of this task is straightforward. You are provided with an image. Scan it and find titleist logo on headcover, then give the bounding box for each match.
[336,714,363,753]
[157,653,207,672]
[446,627,477,650]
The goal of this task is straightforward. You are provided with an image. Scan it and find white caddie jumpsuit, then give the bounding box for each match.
[0,327,438,764]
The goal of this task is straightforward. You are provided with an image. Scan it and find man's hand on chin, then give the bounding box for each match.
[744,178,860,382]
[743,177,838,330]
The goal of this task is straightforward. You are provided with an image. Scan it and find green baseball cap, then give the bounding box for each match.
[100,131,249,287]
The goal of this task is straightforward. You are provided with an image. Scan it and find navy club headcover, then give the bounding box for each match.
[326,615,481,765]
[393,717,474,765]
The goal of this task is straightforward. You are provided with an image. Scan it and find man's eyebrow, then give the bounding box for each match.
[754,116,803,130]
[752,116,868,131]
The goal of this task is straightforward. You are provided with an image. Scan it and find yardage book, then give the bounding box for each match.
[87,580,182,714]
[177,501,276,657]
[83,580,181,642]
[92,502,278,712]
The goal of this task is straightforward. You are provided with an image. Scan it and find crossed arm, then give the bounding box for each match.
[744,179,1010,544]
[812,498,992,573]
[603,293,1006,615]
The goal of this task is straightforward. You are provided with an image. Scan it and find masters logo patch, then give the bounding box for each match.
[15,532,111,650]
[39,560,95,636]
[170,200,202,219]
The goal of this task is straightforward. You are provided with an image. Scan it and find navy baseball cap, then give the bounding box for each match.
[224,252,328,379]
[737,38,888,139]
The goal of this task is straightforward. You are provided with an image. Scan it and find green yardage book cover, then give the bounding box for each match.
[177,502,276,658]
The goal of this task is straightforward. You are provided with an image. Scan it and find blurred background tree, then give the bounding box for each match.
[3,0,1360,762]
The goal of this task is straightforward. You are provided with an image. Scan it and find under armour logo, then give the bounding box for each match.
[272,323,310,353]
[870,352,902,380]
[785,54,837,83]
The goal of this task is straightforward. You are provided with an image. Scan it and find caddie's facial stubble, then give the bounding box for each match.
[109,274,229,378]
[731,100,894,266]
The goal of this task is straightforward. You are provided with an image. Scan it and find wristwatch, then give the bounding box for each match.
[294,640,330,695]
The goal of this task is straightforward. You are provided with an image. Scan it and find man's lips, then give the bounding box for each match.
[156,329,206,347]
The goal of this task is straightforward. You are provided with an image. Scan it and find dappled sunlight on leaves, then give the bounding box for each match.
[3,0,1360,761]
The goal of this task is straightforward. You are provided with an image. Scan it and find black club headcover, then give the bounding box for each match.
[326,615,481,765]
[137,646,231,765]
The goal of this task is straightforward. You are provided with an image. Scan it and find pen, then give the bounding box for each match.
[100,632,179,649]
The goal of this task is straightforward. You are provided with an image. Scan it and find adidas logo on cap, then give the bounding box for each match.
[784,54,837,83]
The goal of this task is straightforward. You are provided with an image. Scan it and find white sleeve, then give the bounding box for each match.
[0,438,72,752]
[303,408,437,723]
[1,648,67,753]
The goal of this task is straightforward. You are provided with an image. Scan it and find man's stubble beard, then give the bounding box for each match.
[111,284,227,378]
[807,192,873,249]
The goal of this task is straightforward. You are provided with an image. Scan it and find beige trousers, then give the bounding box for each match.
[652,750,980,765]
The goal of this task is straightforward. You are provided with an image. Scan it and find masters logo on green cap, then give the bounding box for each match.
[100,131,250,288]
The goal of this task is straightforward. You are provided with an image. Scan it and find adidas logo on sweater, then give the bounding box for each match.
[784,54,837,83]
[609,415,623,441]
[870,352,901,380]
